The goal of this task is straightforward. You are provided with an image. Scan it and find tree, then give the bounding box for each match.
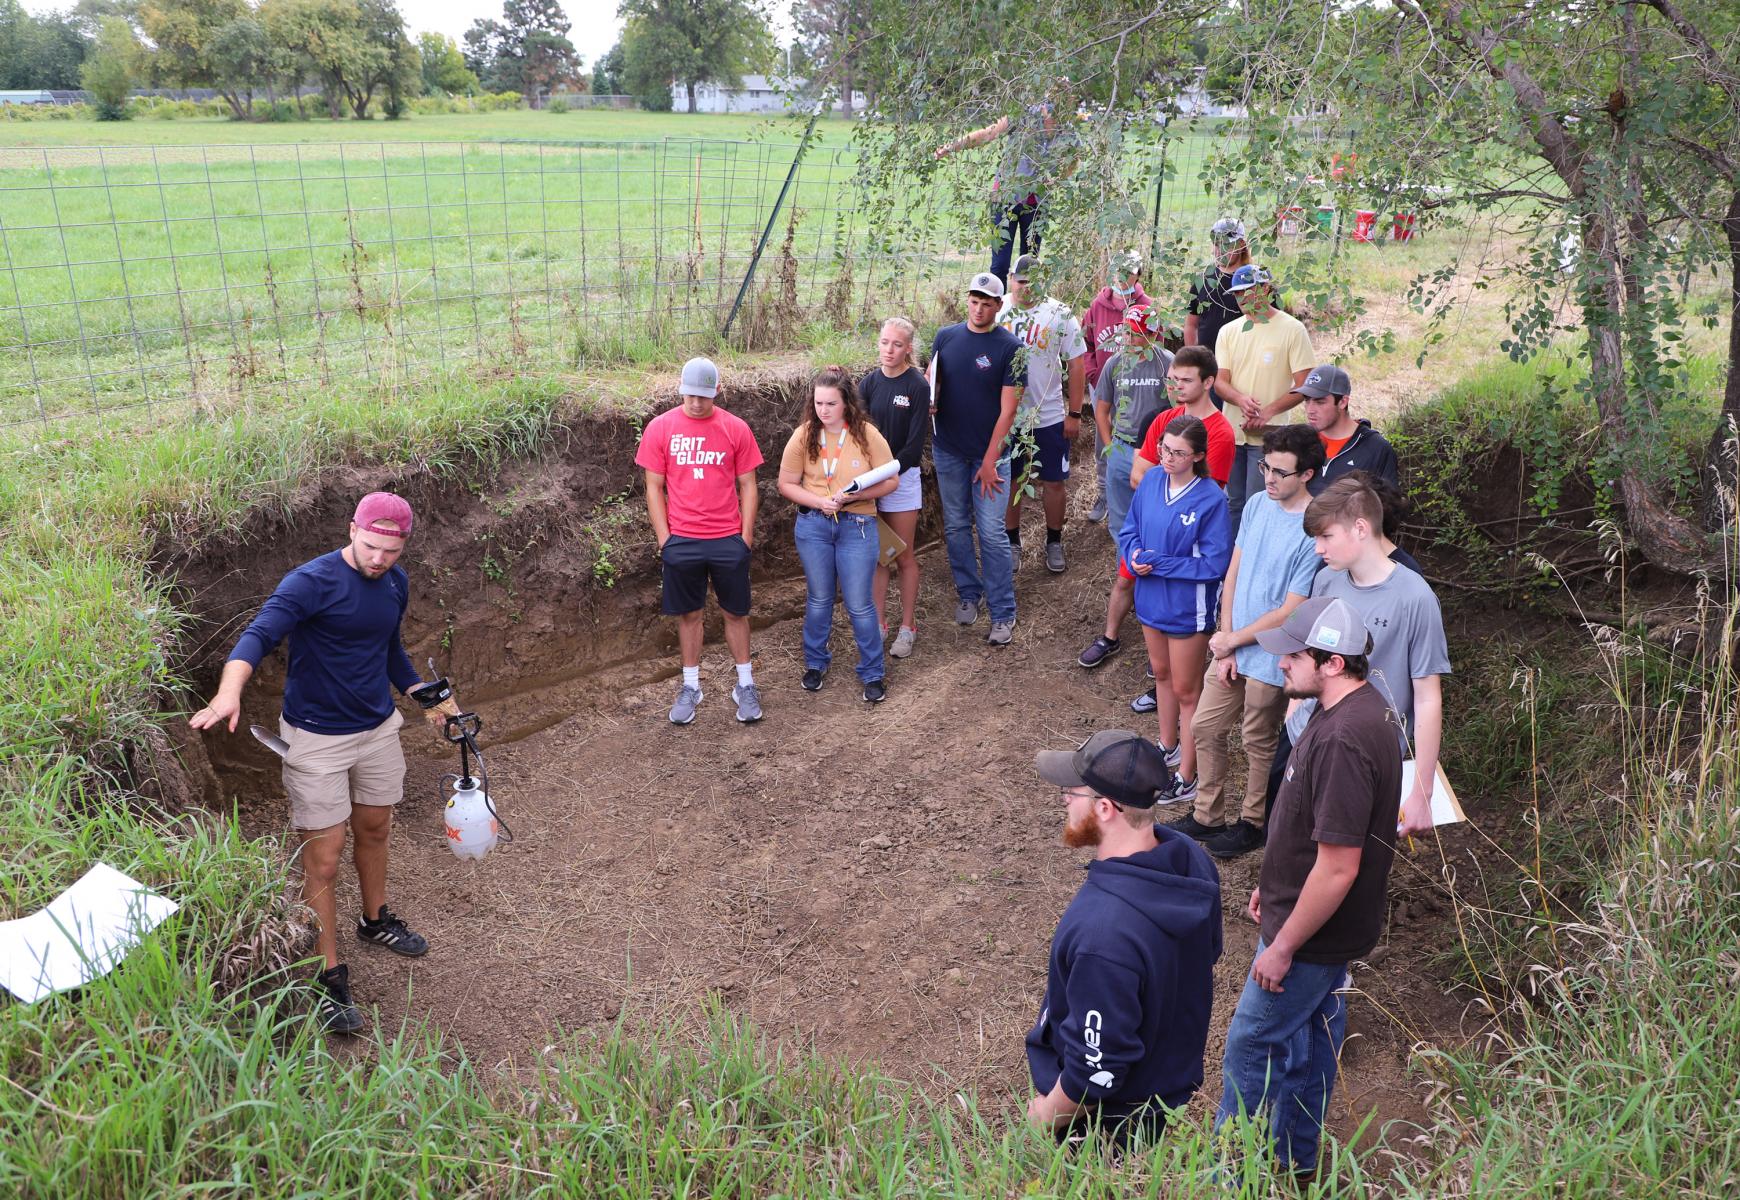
[0,2,91,89]
[261,0,413,119]
[418,30,477,95]
[463,0,582,108]
[617,0,775,114]
[139,0,252,112]
[1270,0,1740,574]
[79,14,137,118]
[794,0,866,116]
[208,15,271,117]
[590,40,624,95]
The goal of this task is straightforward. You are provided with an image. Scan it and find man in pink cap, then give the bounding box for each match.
[191,492,458,1035]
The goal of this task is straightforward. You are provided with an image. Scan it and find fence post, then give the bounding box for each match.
[721,107,821,338]
[1148,137,1168,264]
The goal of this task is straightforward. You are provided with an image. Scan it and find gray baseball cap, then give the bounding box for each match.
[679,356,719,398]
[1299,365,1352,399]
[967,271,1006,299]
[1211,216,1248,244]
[1256,596,1374,657]
[1011,254,1039,281]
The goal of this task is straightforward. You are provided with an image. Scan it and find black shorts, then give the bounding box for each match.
[1011,420,1071,485]
[661,533,751,617]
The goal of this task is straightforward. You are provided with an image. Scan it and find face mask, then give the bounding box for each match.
[1110,282,1135,296]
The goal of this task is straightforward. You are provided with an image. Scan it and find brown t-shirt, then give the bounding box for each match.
[1259,683,1404,963]
[779,422,893,516]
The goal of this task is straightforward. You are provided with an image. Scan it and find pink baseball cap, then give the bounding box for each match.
[353,492,413,538]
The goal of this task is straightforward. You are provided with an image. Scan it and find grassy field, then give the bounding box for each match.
[0,109,1324,427]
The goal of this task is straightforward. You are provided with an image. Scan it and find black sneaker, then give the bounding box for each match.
[863,679,887,704]
[1078,635,1120,669]
[315,963,365,1035]
[1205,820,1266,859]
[1165,812,1223,840]
[356,906,429,958]
[801,667,828,692]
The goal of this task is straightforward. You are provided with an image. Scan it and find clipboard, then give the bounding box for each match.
[1400,761,1465,827]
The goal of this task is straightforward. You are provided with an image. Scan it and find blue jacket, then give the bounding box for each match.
[1027,827,1223,1117]
[1118,473,1233,635]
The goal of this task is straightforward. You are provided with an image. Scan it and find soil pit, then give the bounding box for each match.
[167,377,1474,1153]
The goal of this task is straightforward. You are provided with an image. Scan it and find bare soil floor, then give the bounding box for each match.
[203,501,1470,1156]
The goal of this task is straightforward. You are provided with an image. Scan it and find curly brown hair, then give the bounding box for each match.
[800,366,871,462]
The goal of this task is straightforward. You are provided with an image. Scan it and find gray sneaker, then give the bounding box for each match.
[987,618,1016,646]
[669,684,702,725]
[955,598,983,625]
[1044,541,1066,573]
[732,683,763,723]
[1087,498,1107,523]
[889,627,916,658]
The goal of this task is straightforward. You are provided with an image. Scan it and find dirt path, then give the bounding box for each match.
[233,500,1458,1150]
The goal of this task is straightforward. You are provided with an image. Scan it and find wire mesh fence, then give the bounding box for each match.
[0,125,1349,430]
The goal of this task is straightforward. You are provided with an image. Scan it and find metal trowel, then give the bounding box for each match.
[249,724,290,758]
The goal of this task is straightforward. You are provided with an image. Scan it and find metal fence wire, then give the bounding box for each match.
[0,129,1334,429]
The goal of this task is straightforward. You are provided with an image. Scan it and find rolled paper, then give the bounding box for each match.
[841,459,902,494]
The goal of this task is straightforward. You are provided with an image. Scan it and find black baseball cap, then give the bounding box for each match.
[1035,730,1173,809]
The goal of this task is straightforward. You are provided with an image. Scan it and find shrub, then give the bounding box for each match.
[260,101,302,123]
[547,96,570,113]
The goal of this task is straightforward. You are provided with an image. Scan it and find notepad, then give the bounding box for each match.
[1400,761,1465,828]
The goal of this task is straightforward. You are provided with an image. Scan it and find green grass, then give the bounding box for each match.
[0,110,1271,426]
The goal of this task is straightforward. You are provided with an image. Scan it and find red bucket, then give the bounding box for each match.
[1353,210,1377,243]
[1392,212,1417,241]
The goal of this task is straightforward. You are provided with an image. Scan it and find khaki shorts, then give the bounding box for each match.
[280,709,406,830]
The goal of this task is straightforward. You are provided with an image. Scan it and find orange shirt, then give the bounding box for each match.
[1321,432,1352,461]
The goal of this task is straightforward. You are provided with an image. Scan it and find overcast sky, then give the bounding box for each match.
[20,0,794,74]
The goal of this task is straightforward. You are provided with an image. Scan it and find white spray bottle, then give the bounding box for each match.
[441,711,510,860]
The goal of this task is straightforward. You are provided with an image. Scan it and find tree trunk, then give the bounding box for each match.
[325,87,342,120]
[1585,206,1717,576]
[841,64,854,119]
[686,80,697,113]
[222,87,247,121]
[1699,186,1740,533]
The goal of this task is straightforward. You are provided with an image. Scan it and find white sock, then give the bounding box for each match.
[682,666,700,690]
[735,662,754,687]
[901,625,917,634]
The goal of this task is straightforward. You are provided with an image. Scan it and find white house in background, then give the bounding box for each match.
[1170,68,1247,120]
[670,75,867,115]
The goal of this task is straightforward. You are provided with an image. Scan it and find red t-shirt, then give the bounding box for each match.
[634,406,765,538]
[1137,405,1235,484]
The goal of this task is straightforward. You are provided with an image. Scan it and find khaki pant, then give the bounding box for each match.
[280,709,406,830]
[1190,665,1286,828]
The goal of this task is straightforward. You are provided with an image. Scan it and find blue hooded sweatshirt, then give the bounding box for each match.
[1026,825,1223,1119]
[1117,472,1233,636]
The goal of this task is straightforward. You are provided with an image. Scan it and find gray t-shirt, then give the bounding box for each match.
[1092,348,1174,445]
[1285,563,1451,744]
[1230,494,1319,688]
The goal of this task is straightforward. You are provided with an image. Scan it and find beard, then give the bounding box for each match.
[1062,810,1102,849]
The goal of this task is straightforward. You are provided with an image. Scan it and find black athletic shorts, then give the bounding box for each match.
[1011,420,1071,484]
[660,533,751,617]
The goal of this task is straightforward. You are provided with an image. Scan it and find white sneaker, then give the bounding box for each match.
[890,627,916,658]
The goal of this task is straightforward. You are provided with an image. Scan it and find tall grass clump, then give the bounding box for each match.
[1392,563,1740,1197]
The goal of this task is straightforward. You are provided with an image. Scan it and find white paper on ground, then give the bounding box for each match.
[1399,760,1466,828]
[0,863,180,1004]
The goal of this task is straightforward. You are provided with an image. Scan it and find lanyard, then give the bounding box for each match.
[819,427,848,483]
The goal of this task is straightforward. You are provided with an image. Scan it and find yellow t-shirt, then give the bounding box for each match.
[780,422,893,515]
[1214,310,1316,446]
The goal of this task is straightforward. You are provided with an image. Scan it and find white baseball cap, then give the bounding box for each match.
[967,271,1006,299]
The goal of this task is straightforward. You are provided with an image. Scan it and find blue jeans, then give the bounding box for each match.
[1216,940,1350,1172]
[1104,439,1138,536]
[793,510,884,683]
[932,444,1016,622]
[1225,443,1264,540]
[989,197,1041,285]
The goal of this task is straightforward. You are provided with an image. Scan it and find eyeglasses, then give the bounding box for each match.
[1258,461,1301,479]
[1158,445,1196,461]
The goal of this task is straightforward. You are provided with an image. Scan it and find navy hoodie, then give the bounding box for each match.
[1309,418,1399,495]
[1026,826,1223,1118]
